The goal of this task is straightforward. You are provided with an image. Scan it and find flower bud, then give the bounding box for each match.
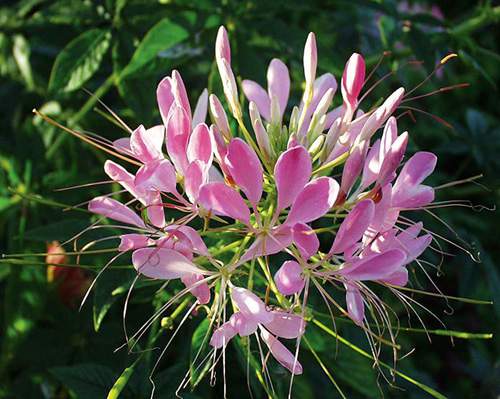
[303,32,317,99]
[219,59,241,119]
[215,25,231,65]
[341,53,365,109]
[209,94,231,141]
[308,134,325,157]
[250,103,273,160]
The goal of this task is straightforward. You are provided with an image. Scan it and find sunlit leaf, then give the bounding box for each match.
[48,28,111,93]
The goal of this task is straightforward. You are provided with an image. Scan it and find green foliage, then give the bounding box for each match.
[49,29,112,93]
[0,0,499,398]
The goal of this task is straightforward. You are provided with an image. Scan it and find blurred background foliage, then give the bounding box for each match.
[0,0,499,398]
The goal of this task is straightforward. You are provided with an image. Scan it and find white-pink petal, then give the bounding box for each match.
[285,177,339,225]
[293,223,319,260]
[231,286,273,324]
[89,196,145,227]
[242,80,270,120]
[330,199,375,254]
[132,248,203,280]
[274,260,305,296]
[264,311,306,339]
[225,138,263,205]
[260,328,303,375]
[198,182,250,223]
[274,146,312,212]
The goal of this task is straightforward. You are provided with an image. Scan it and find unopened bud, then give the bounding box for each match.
[209,94,231,141]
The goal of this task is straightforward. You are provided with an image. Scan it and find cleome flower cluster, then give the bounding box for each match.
[86,26,438,380]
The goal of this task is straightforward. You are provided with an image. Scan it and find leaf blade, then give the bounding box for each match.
[48,28,111,93]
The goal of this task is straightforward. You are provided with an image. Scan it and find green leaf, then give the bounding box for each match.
[120,18,188,78]
[48,28,111,93]
[107,355,142,399]
[12,35,34,90]
[51,363,117,399]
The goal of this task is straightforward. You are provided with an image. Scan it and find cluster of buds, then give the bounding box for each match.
[84,26,439,380]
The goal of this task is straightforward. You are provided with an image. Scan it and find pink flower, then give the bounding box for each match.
[78,26,449,387]
[210,286,305,374]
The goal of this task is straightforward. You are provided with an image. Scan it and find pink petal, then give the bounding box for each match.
[380,117,398,156]
[293,223,319,260]
[171,70,191,118]
[267,58,290,117]
[274,146,312,211]
[157,76,174,127]
[230,312,258,336]
[164,225,209,256]
[340,140,368,197]
[344,283,365,325]
[215,26,231,64]
[166,105,191,173]
[156,230,193,259]
[241,80,270,120]
[358,88,404,142]
[274,260,305,296]
[231,287,273,324]
[134,159,177,194]
[382,268,408,286]
[360,139,381,189]
[113,138,132,155]
[198,182,250,223]
[192,88,208,126]
[186,123,213,166]
[286,177,339,225]
[398,232,432,264]
[104,160,142,199]
[377,132,408,187]
[330,199,375,254]
[239,225,293,263]
[181,273,211,304]
[118,234,154,252]
[340,249,407,281]
[185,160,207,203]
[131,248,203,279]
[341,53,365,109]
[225,138,263,205]
[146,192,166,228]
[210,322,236,349]
[260,328,303,375]
[394,151,437,188]
[130,125,163,163]
[392,151,437,208]
[89,197,145,227]
[264,311,306,339]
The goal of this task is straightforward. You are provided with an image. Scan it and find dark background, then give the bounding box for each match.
[0,0,498,398]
